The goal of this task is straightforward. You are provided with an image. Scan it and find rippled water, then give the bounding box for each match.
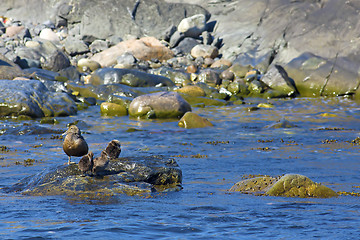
[1,97,360,239]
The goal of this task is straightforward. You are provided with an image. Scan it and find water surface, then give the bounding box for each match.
[1,97,360,239]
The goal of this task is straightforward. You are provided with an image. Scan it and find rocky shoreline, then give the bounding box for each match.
[0,0,358,198]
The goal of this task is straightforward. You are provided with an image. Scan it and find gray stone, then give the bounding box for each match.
[0,53,28,79]
[64,36,89,56]
[177,14,207,38]
[173,37,200,55]
[16,39,70,72]
[198,69,221,87]
[129,91,191,119]
[169,31,185,48]
[0,79,76,118]
[89,68,175,87]
[89,39,109,54]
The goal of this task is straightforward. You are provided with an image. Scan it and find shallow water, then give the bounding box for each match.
[1,97,360,239]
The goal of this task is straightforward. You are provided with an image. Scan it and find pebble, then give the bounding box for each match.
[39,28,60,42]
[191,44,219,59]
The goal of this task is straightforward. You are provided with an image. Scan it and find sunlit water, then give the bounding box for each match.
[1,97,360,239]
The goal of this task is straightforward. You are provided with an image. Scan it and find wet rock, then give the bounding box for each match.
[0,54,28,79]
[91,37,174,67]
[229,176,277,194]
[227,81,249,96]
[175,85,206,97]
[129,91,191,119]
[24,68,69,92]
[6,155,182,197]
[88,68,174,87]
[229,174,338,198]
[197,69,221,87]
[191,44,219,59]
[67,82,138,101]
[178,14,207,38]
[150,67,191,87]
[178,112,213,129]
[100,102,128,117]
[219,69,234,81]
[261,64,298,97]
[228,63,252,78]
[284,53,360,97]
[0,79,76,118]
[266,174,338,198]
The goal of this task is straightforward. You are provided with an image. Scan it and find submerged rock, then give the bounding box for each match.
[129,91,191,119]
[229,174,338,198]
[178,112,213,129]
[6,155,182,197]
[0,80,76,118]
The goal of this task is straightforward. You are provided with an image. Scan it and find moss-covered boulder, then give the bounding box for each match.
[6,155,182,198]
[229,174,338,198]
[266,174,338,198]
[175,85,206,97]
[129,91,191,119]
[100,102,127,117]
[181,95,227,107]
[178,112,213,129]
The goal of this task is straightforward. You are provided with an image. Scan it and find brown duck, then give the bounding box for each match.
[62,125,89,165]
[78,151,94,175]
[92,150,110,174]
[105,140,121,159]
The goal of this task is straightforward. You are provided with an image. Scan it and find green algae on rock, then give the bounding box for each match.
[100,102,128,117]
[6,155,182,198]
[129,91,191,119]
[266,174,338,198]
[178,112,213,129]
[229,174,338,198]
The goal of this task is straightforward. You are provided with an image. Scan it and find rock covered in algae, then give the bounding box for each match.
[229,174,338,198]
[266,174,338,198]
[6,155,182,198]
[178,112,213,129]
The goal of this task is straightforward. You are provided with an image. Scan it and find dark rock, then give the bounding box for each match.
[129,91,191,119]
[161,25,177,42]
[169,31,185,48]
[150,67,191,86]
[6,155,182,197]
[89,68,175,87]
[173,37,200,55]
[16,39,70,72]
[197,69,221,87]
[0,54,28,79]
[178,112,213,129]
[0,79,76,118]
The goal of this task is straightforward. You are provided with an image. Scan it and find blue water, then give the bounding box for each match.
[1,97,360,239]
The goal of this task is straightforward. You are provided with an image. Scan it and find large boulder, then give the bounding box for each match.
[88,68,175,87]
[0,80,76,118]
[91,37,174,67]
[5,155,182,197]
[229,174,338,198]
[0,54,28,79]
[16,39,70,72]
[129,91,191,119]
[0,0,209,40]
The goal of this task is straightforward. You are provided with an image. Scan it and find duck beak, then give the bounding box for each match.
[62,129,68,136]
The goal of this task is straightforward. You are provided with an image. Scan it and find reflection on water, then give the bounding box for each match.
[1,97,360,238]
